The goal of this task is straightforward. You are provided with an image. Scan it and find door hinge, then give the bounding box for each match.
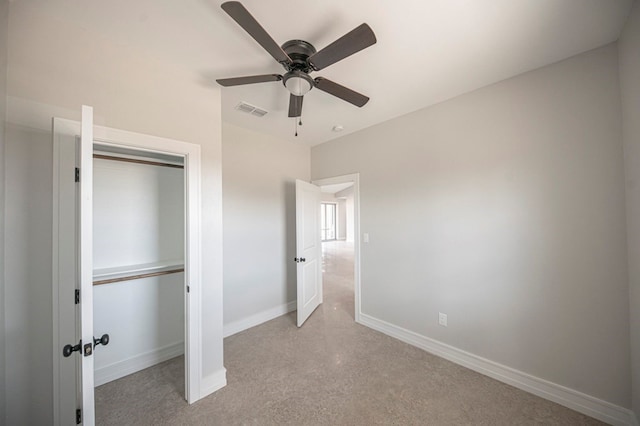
[187,285,190,293]
[75,289,80,304]
[76,408,82,424]
[75,167,80,182]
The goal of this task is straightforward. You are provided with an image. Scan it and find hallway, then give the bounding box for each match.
[321,240,355,320]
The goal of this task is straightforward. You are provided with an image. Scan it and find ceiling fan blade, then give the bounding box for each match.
[314,77,369,107]
[288,94,304,117]
[308,23,376,71]
[221,2,292,65]
[216,74,282,87]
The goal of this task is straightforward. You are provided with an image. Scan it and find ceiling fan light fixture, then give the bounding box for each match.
[283,71,314,96]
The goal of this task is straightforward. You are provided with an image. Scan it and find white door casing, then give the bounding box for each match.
[296,179,323,327]
[52,108,205,425]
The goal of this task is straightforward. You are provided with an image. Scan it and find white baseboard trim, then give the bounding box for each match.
[224,301,296,338]
[358,313,635,426]
[200,368,227,401]
[94,341,184,387]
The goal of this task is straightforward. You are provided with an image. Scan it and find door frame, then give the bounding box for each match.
[312,173,362,323]
[52,118,203,424]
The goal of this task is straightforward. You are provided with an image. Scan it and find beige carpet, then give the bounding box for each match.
[95,241,603,425]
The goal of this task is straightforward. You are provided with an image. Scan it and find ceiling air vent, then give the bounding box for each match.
[235,101,268,118]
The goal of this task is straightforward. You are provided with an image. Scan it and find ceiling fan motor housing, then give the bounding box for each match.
[281,40,317,95]
[281,39,316,72]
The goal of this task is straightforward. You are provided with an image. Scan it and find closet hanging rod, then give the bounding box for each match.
[93,267,185,286]
[93,154,184,169]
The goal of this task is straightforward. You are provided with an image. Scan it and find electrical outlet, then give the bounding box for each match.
[438,312,448,327]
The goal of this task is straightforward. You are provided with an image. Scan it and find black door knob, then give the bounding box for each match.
[63,341,81,357]
[94,333,110,348]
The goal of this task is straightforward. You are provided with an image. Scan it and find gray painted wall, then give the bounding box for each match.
[4,123,52,423]
[335,186,355,242]
[311,44,631,407]
[222,123,309,329]
[337,199,347,240]
[4,3,224,423]
[619,1,640,418]
[0,0,7,422]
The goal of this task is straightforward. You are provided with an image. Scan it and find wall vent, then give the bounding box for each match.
[235,101,268,117]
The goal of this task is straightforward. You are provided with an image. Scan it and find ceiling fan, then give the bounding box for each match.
[216,1,377,124]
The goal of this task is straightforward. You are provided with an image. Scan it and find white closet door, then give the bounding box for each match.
[79,105,96,425]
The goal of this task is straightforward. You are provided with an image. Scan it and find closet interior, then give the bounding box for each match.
[91,145,186,393]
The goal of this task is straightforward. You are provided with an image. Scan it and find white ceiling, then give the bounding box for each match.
[18,0,634,145]
[321,182,353,194]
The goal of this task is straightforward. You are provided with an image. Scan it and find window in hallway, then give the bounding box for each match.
[321,202,336,241]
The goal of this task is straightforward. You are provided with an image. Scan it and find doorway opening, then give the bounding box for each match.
[52,116,203,425]
[92,145,186,420]
[313,174,361,323]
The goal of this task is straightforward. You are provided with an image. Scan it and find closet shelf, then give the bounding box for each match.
[93,260,184,286]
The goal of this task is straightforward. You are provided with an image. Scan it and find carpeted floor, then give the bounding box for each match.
[95,241,603,425]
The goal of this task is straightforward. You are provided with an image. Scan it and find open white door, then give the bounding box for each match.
[295,179,323,327]
[79,105,96,425]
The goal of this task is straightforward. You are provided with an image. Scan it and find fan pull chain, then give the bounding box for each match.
[294,113,303,137]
